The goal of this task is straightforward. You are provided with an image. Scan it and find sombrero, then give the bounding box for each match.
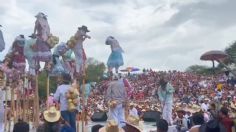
[43,106,60,123]
[124,115,143,132]
[99,120,124,132]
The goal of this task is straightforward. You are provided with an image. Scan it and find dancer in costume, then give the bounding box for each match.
[10,35,26,74]
[61,49,75,79]
[0,25,5,52]
[69,25,90,77]
[105,36,124,74]
[51,42,69,76]
[106,74,127,128]
[33,12,52,66]
[158,76,175,125]
[24,34,37,75]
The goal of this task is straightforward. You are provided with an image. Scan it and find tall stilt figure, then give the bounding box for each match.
[105,36,124,74]
[0,25,5,52]
[68,25,90,78]
[10,35,26,74]
[33,12,52,68]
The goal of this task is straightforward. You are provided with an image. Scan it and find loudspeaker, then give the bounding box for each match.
[143,111,161,122]
[91,112,108,122]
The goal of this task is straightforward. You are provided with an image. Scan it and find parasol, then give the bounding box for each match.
[200,50,235,75]
[120,67,140,72]
[200,50,228,61]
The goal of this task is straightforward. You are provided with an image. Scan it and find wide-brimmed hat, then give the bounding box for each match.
[99,120,124,132]
[124,115,143,132]
[78,25,90,32]
[35,12,46,18]
[28,33,36,38]
[129,102,135,106]
[43,106,60,123]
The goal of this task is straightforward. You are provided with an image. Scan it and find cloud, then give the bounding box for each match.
[0,0,236,71]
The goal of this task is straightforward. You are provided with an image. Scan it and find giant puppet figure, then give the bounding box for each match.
[105,36,124,74]
[24,34,37,75]
[33,12,52,68]
[67,25,90,77]
[158,76,175,125]
[51,42,70,76]
[10,35,26,74]
[0,25,5,52]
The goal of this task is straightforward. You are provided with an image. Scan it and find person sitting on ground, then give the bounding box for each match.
[189,112,205,132]
[157,119,169,132]
[218,107,234,132]
[13,118,29,132]
[99,120,125,132]
[37,106,61,132]
[175,109,188,132]
[91,124,104,132]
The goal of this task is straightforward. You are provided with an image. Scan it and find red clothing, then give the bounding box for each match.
[220,117,234,132]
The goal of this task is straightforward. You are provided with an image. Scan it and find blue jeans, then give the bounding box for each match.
[61,110,76,132]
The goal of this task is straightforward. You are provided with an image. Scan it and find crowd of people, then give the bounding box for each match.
[83,70,236,132]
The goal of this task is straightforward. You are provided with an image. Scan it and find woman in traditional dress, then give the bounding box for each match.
[105,36,124,74]
[33,12,52,64]
[0,25,5,52]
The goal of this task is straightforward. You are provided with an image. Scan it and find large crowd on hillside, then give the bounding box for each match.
[83,70,236,132]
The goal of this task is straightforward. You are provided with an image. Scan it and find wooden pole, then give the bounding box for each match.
[4,87,7,132]
[34,74,39,127]
[46,74,49,109]
[81,78,85,132]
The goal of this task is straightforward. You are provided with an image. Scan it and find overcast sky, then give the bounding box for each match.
[0,0,236,71]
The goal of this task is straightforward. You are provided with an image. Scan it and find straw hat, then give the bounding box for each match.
[43,106,60,123]
[109,100,117,109]
[99,120,124,132]
[124,115,143,132]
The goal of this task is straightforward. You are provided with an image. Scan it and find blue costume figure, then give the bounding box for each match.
[106,36,124,74]
[158,77,175,125]
[0,25,5,52]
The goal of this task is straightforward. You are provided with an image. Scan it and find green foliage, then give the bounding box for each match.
[38,71,57,100]
[185,65,216,75]
[86,58,106,82]
[224,41,236,64]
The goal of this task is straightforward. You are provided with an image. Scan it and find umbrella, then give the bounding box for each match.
[200,50,229,74]
[200,50,228,61]
[120,67,140,72]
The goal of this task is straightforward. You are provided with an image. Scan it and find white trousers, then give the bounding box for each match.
[108,104,125,128]
[162,102,173,124]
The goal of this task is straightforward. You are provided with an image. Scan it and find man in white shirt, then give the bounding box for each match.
[129,102,138,118]
[54,73,76,132]
[200,99,209,112]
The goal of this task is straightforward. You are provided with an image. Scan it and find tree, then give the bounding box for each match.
[224,41,236,64]
[185,65,215,75]
[86,57,106,82]
[38,71,57,100]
